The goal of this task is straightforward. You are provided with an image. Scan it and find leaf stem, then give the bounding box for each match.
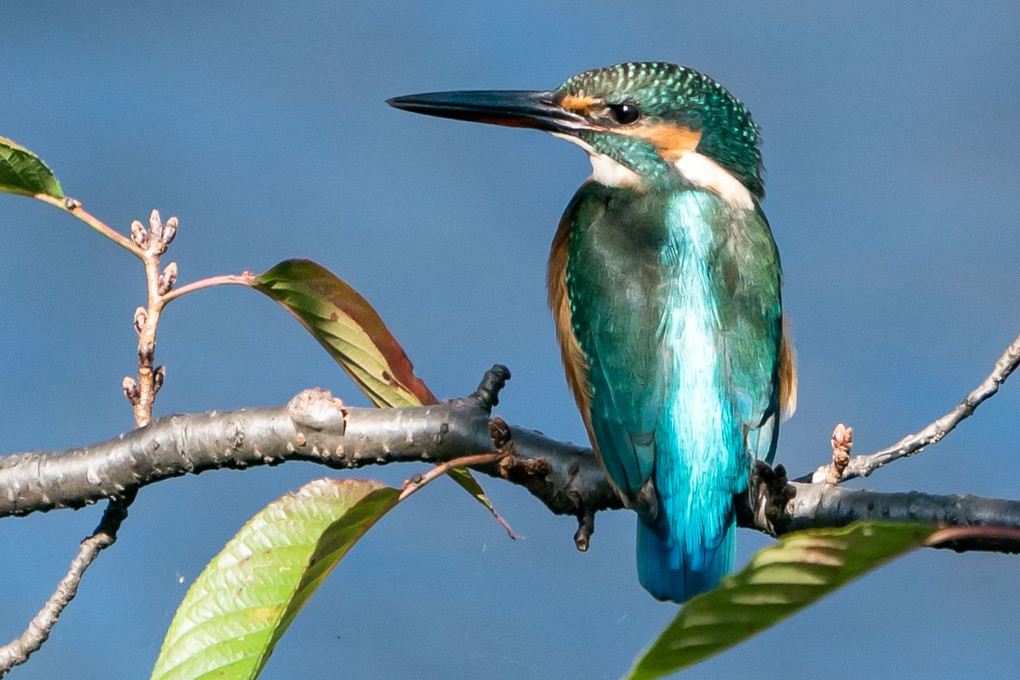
[398,452,508,503]
[160,273,255,306]
[33,194,145,258]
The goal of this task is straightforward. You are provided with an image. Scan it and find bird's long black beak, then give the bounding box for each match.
[387,89,585,134]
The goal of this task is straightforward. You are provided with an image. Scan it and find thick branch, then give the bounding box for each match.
[2,386,1019,552]
[779,483,1020,553]
[0,387,618,521]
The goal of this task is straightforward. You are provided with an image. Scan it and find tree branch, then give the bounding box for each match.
[0,493,133,677]
[2,373,1019,553]
[802,331,1020,483]
[0,383,617,521]
[777,484,1020,553]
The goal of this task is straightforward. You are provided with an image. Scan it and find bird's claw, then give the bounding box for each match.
[749,461,796,534]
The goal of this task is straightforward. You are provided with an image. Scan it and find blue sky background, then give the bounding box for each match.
[1,2,1019,678]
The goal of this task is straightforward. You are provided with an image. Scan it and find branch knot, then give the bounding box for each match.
[287,388,346,433]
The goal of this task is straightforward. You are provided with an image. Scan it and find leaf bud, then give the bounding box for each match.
[130,220,148,248]
[133,307,147,334]
[149,209,163,241]
[161,216,178,245]
[122,376,140,405]
[158,262,178,295]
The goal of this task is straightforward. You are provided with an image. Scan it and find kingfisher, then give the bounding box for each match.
[389,62,796,603]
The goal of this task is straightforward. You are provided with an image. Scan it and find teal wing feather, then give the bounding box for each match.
[565,184,782,601]
[565,183,666,500]
[716,202,784,465]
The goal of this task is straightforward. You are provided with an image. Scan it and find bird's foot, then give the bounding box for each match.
[744,461,796,535]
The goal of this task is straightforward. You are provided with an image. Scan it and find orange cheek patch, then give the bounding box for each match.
[560,93,601,114]
[622,123,701,161]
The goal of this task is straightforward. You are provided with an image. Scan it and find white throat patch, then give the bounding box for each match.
[550,133,642,188]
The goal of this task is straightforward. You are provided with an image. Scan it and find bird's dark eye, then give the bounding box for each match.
[608,103,641,125]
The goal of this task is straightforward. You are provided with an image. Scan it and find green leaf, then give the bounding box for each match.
[254,259,436,409]
[0,136,63,198]
[626,522,935,680]
[150,478,399,680]
[254,259,509,533]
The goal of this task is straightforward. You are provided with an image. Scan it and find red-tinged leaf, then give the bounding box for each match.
[254,259,436,408]
[253,259,510,534]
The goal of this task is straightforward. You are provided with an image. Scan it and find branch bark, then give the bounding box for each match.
[0,383,617,521]
[2,374,1019,553]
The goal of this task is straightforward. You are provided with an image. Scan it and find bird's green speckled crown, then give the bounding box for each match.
[558,62,764,197]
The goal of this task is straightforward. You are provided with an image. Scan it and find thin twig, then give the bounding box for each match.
[0,493,133,677]
[122,209,180,427]
[398,452,508,502]
[804,331,1020,483]
[34,197,185,426]
[159,272,256,305]
[134,241,162,426]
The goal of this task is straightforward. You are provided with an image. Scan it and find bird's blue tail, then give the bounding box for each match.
[636,509,736,603]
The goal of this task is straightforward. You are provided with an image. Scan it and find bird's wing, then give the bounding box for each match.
[562,184,667,502]
[714,203,785,464]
